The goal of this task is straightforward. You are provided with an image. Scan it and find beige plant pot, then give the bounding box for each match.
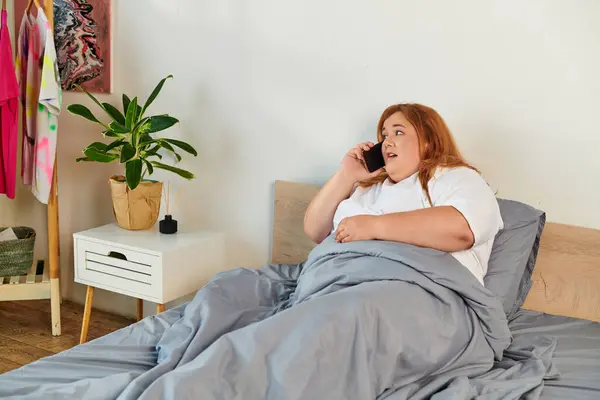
[109,175,163,230]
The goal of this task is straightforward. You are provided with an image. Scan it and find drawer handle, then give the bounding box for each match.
[108,251,128,261]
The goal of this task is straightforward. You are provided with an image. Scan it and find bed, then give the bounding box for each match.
[0,180,599,399]
[508,310,600,399]
[271,180,600,400]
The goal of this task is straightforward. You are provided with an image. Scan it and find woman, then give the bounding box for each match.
[304,103,503,285]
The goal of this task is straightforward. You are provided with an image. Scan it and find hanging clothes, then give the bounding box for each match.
[15,6,61,204]
[0,9,19,199]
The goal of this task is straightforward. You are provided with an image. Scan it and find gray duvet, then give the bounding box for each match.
[0,237,557,399]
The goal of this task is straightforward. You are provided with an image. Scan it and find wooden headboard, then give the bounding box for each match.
[272,180,600,323]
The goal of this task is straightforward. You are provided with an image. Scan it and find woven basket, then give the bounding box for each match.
[0,227,36,277]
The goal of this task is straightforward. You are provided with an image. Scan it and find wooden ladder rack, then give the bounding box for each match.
[0,0,61,336]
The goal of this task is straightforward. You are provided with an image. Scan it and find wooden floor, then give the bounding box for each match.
[0,300,134,374]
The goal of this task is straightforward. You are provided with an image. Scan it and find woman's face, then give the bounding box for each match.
[380,112,421,183]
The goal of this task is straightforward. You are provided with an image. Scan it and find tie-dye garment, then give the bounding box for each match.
[15,7,62,204]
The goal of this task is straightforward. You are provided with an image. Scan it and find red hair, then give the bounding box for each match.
[361,103,477,204]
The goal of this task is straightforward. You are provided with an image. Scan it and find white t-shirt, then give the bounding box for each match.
[332,167,504,284]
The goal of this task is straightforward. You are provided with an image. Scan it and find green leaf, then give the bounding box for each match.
[132,117,150,133]
[136,122,152,139]
[122,94,131,115]
[143,152,162,160]
[75,84,106,112]
[86,142,108,152]
[147,145,161,153]
[103,130,120,138]
[67,104,102,124]
[162,138,198,156]
[105,138,125,153]
[140,75,173,117]
[140,116,179,134]
[150,161,195,180]
[102,103,126,125]
[164,148,182,162]
[144,145,163,159]
[157,141,182,161]
[76,156,92,162]
[83,147,118,163]
[159,141,175,153]
[125,159,143,190]
[138,133,153,145]
[137,134,153,152]
[125,97,138,130]
[131,117,150,148]
[143,159,154,175]
[109,121,129,134]
[120,143,136,163]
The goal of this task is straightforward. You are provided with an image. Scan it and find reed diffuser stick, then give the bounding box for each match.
[172,185,184,213]
[163,182,185,216]
[167,181,171,215]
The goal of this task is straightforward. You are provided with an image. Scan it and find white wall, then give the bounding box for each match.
[10,0,599,318]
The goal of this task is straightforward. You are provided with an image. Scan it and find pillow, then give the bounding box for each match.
[484,198,546,316]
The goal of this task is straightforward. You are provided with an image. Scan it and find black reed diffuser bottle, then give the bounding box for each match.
[160,215,178,234]
[160,182,182,234]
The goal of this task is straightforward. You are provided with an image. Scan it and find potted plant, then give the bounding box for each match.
[67,75,197,230]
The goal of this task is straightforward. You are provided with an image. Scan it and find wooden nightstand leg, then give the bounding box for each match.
[137,299,143,321]
[79,286,94,344]
[156,303,165,314]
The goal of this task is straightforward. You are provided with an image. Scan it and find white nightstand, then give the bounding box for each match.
[73,223,225,343]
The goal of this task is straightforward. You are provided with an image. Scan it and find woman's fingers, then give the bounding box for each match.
[335,226,343,240]
[340,227,352,243]
[336,221,353,242]
[348,142,375,163]
[350,148,365,162]
[359,142,372,151]
[359,142,376,161]
[337,232,350,243]
[335,224,347,242]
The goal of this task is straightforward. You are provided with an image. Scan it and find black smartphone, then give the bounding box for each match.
[363,142,385,173]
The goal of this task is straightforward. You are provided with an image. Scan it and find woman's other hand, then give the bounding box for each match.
[335,215,378,243]
[340,142,384,183]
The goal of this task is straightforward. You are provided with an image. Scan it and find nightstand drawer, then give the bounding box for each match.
[79,267,154,298]
[81,240,158,267]
[85,253,152,284]
[75,239,161,299]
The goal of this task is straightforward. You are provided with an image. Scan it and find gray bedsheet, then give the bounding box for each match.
[0,237,559,399]
[508,309,600,400]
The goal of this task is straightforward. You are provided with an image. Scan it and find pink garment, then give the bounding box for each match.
[0,10,19,199]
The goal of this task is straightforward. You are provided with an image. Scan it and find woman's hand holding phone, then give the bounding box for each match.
[304,141,384,244]
[340,142,385,184]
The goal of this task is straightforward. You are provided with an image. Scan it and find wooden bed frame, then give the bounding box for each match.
[271,180,600,323]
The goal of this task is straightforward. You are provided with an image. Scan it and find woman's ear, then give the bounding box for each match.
[419,139,429,157]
